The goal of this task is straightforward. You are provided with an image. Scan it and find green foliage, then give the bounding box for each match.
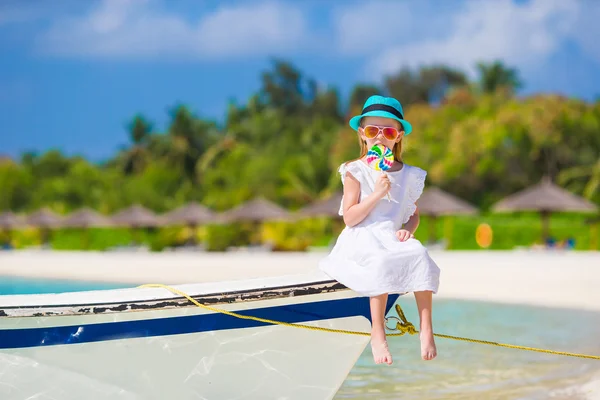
[476,61,523,94]
[204,224,251,251]
[51,228,143,251]
[414,213,594,250]
[385,65,468,106]
[0,159,33,210]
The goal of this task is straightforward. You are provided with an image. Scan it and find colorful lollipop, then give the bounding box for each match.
[366,144,394,171]
[366,144,394,200]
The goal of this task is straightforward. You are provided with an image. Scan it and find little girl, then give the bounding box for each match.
[319,95,440,365]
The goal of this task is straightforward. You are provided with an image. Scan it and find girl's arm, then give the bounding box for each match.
[403,205,420,234]
[341,172,388,227]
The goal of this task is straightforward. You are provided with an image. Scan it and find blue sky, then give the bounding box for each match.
[1,0,599,161]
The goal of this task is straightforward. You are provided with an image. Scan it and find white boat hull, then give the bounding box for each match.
[0,274,399,399]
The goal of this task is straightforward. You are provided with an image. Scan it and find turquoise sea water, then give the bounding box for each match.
[1,278,599,399]
[0,276,134,295]
[336,296,600,400]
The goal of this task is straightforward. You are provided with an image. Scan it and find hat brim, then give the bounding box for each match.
[349,110,413,135]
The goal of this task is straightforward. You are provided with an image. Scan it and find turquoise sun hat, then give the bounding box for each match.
[349,95,413,135]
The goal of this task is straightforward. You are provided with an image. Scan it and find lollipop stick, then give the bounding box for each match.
[383,172,391,201]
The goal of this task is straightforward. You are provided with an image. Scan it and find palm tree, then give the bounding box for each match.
[196,135,237,175]
[348,84,382,111]
[385,65,467,106]
[129,114,152,144]
[166,105,217,181]
[120,115,153,175]
[476,61,522,94]
[559,158,600,202]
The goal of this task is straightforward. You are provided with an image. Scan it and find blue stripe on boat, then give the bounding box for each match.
[0,295,399,349]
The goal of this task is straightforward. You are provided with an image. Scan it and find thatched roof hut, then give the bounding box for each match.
[416,187,478,244]
[417,187,478,216]
[219,198,291,223]
[0,211,23,229]
[298,192,343,218]
[111,205,163,228]
[25,208,63,228]
[162,203,215,226]
[492,178,597,213]
[491,177,597,240]
[62,208,114,228]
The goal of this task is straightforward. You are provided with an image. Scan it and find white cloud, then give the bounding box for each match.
[332,1,413,54]
[36,0,308,59]
[195,2,306,57]
[343,0,588,78]
[26,0,600,73]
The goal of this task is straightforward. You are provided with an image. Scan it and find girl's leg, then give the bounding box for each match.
[414,290,437,360]
[370,294,392,365]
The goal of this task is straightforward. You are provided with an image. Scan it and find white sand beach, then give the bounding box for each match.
[0,249,599,311]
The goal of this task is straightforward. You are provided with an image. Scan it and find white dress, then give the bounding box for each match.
[319,160,440,297]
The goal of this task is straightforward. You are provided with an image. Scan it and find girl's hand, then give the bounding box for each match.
[374,174,391,198]
[396,229,414,242]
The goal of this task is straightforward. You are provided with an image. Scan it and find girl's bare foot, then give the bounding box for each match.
[369,294,393,365]
[371,337,393,365]
[419,329,437,360]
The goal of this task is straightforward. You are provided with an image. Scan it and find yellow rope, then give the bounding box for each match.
[138,283,600,361]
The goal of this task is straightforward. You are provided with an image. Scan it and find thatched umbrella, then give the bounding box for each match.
[111,205,163,245]
[297,192,343,219]
[0,211,22,229]
[63,208,114,249]
[25,208,63,245]
[63,208,113,228]
[0,211,22,248]
[26,208,63,228]
[491,177,597,241]
[162,203,216,245]
[162,203,215,226]
[219,198,291,223]
[418,187,478,243]
[297,192,346,246]
[418,187,478,216]
[111,204,163,228]
[219,198,291,247]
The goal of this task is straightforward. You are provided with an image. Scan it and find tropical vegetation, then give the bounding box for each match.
[1,60,598,251]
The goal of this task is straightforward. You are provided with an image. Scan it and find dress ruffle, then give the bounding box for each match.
[338,161,363,183]
[337,161,364,216]
[401,167,427,225]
